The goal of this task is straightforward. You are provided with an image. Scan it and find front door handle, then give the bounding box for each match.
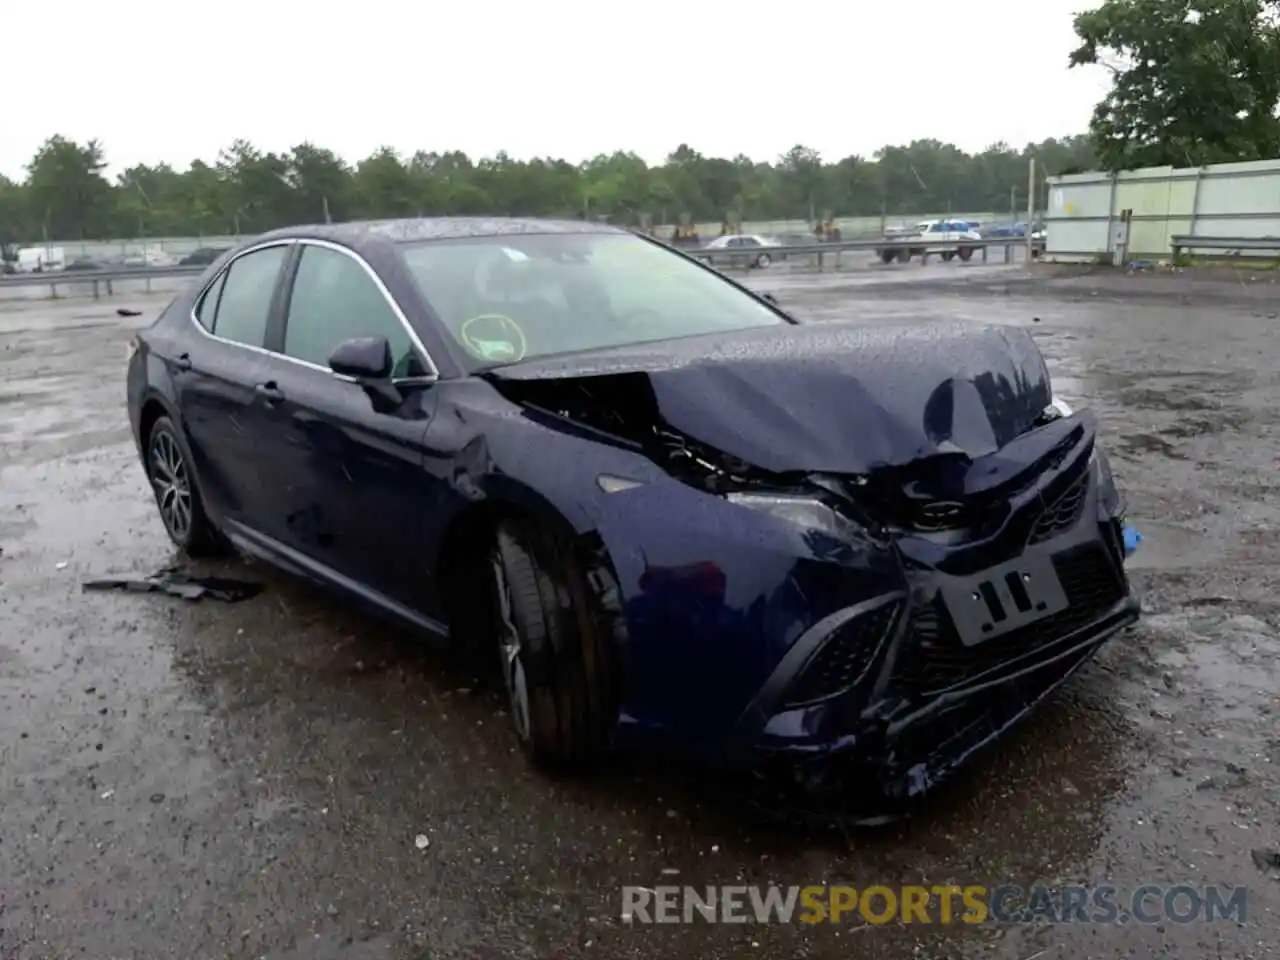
[254,382,285,405]
[173,352,193,372]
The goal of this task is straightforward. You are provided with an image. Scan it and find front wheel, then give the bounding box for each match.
[488,519,620,767]
[957,246,974,262]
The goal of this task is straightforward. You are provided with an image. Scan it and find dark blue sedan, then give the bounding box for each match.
[126,217,1139,806]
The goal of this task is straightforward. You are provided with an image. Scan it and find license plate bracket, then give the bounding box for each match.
[939,551,1069,646]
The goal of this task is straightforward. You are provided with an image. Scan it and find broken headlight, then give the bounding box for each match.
[725,493,864,541]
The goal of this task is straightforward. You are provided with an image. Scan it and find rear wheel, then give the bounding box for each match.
[755,252,772,268]
[146,415,228,557]
[879,249,895,264]
[487,519,619,767]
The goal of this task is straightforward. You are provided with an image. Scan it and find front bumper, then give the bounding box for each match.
[730,478,1139,804]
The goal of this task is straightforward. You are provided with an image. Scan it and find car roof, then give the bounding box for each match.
[253,217,627,253]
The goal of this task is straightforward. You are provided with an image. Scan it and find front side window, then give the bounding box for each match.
[283,245,417,377]
[398,232,787,371]
[211,245,288,347]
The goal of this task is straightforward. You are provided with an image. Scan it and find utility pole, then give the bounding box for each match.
[1026,157,1036,263]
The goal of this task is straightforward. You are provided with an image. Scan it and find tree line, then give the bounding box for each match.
[4,0,1279,246]
[0,136,1094,246]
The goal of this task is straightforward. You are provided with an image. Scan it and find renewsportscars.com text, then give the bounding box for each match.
[621,884,1249,925]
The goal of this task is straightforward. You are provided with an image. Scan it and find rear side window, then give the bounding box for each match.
[194,272,226,330]
[210,245,288,348]
[283,245,417,376]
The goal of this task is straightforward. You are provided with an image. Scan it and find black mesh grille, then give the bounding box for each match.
[1029,470,1089,544]
[896,544,1124,699]
[782,601,901,707]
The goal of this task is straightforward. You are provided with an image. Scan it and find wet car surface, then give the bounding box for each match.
[2,262,1279,959]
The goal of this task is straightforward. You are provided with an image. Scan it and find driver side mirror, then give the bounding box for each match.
[328,336,409,413]
[329,336,392,381]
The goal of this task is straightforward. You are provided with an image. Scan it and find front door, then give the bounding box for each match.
[251,242,442,611]
[175,244,291,523]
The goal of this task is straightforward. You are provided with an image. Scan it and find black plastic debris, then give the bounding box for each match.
[82,569,263,603]
[116,308,143,317]
[1251,848,1280,873]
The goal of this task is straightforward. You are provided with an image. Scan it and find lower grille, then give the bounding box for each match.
[782,601,901,708]
[897,544,1125,698]
[883,642,1100,797]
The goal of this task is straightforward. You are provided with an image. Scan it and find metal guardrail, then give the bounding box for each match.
[683,235,1041,268]
[1170,235,1280,258]
[0,234,1042,301]
[0,265,207,297]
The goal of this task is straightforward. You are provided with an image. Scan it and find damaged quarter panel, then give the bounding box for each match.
[421,377,904,746]
[486,316,1136,777]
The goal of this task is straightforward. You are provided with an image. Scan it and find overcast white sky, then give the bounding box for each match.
[2,0,1109,181]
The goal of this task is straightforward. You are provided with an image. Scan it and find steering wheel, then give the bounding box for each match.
[459,313,528,363]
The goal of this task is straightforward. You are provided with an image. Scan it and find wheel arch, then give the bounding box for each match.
[433,481,627,668]
[138,391,179,449]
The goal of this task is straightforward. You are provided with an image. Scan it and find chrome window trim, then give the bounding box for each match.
[188,236,442,383]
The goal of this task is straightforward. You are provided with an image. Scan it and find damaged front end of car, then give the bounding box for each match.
[485,321,1141,817]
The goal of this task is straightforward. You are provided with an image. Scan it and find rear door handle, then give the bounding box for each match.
[254,382,285,405]
[173,352,192,372]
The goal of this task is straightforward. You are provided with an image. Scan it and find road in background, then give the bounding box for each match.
[2,266,1278,959]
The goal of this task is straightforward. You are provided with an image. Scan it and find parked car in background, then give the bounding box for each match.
[876,220,983,263]
[179,246,230,266]
[64,257,109,272]
[124,248,177,268]
[700,233,781,269]
[16,246,66,273]
[126,216,1139,811]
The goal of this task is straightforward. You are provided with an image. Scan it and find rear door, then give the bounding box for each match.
[251,241,442,609]
[176,243,292,523]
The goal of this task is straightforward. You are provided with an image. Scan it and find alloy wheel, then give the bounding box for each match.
[149,430,193,542]
[491,554,531,741]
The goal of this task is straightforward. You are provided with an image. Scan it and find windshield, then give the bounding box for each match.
[398,232,787,370]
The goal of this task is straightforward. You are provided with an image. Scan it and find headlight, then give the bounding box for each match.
[725,493,863,540]
[1048,397,1074,417]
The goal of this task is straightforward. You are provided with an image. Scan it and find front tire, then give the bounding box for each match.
[488,519,619,767]
[146,415,227,557]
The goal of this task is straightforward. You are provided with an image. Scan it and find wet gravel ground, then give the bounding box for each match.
[3,260,1280,959]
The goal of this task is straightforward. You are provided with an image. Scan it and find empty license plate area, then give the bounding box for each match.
[939,551,1069,646]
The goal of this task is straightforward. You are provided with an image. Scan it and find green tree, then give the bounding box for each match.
[24,136,114,240]
[1070,0,1280,169]
[3,134,1102,242]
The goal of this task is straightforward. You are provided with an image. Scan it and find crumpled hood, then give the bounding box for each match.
[488,320,1053,474]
